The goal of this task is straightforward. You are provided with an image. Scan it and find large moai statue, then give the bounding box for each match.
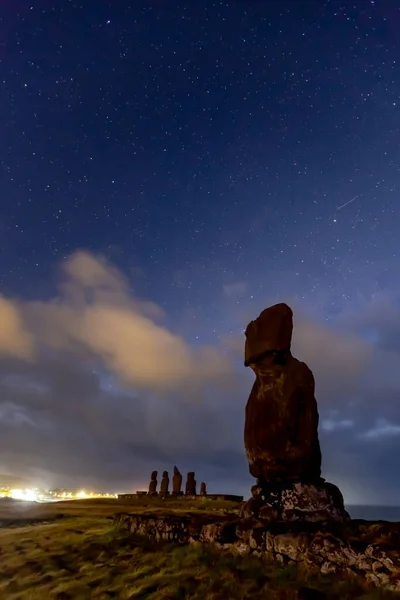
[244,302,321,482]
[148,470,158,496]
[185,472,196,496]
[241,303,349,522]
[160,470,169,497]
[200,482,207,496]
[172,466,183,495]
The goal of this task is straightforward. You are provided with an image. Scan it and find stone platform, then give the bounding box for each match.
[205,494,243,502]
[114,512,400,591]
[241,479,349,522]
[119,493,243,502]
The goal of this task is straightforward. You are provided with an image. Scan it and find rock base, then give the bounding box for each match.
[114,512,400,590]
[240,479,349,522]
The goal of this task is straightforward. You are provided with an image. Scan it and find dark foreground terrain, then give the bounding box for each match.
[0,497,399,599]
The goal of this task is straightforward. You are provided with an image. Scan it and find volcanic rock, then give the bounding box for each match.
[185,472,196,496]
[243,302,348,522]
[245,302,293,366]
[172,466,183,495]
[148,470,158,495]
[240,480,348,522]
[244,302,321,483]
[114,512,400,591]
[160,470,169,497]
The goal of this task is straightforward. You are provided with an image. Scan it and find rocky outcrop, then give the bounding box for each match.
[200,482,207,496]
[185,472,196,496]
[114,512,400,591]
[148,471,158,495]
[172,466,183,495]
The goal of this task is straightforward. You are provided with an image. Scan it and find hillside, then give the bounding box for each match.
[0,497,399,599]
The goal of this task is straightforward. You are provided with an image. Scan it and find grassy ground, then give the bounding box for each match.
[0,496,240,523]
[0,498,399,599]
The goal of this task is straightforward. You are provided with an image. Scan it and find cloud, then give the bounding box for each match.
[338,291,400,353]
[1,252,400,503]
[359,419,400,441]
[0,353,247,492]
[320,418,354,432]
[21,251,234,393]
[0,296,33,360]
[0,254,244,491]
[292,315,372,404]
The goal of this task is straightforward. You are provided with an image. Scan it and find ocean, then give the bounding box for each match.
[347,505,400,521]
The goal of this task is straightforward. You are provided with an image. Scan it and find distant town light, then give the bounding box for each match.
[0,486,119,502]
[10,488,38,502]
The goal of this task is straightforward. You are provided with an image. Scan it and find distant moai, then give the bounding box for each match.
[185,471,196,495]
[200,482,207,496]
[172,465,183,495]
[160,470,170,497]
[148,470,158,495]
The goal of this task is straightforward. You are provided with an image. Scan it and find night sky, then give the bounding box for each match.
[1,1,400,504]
